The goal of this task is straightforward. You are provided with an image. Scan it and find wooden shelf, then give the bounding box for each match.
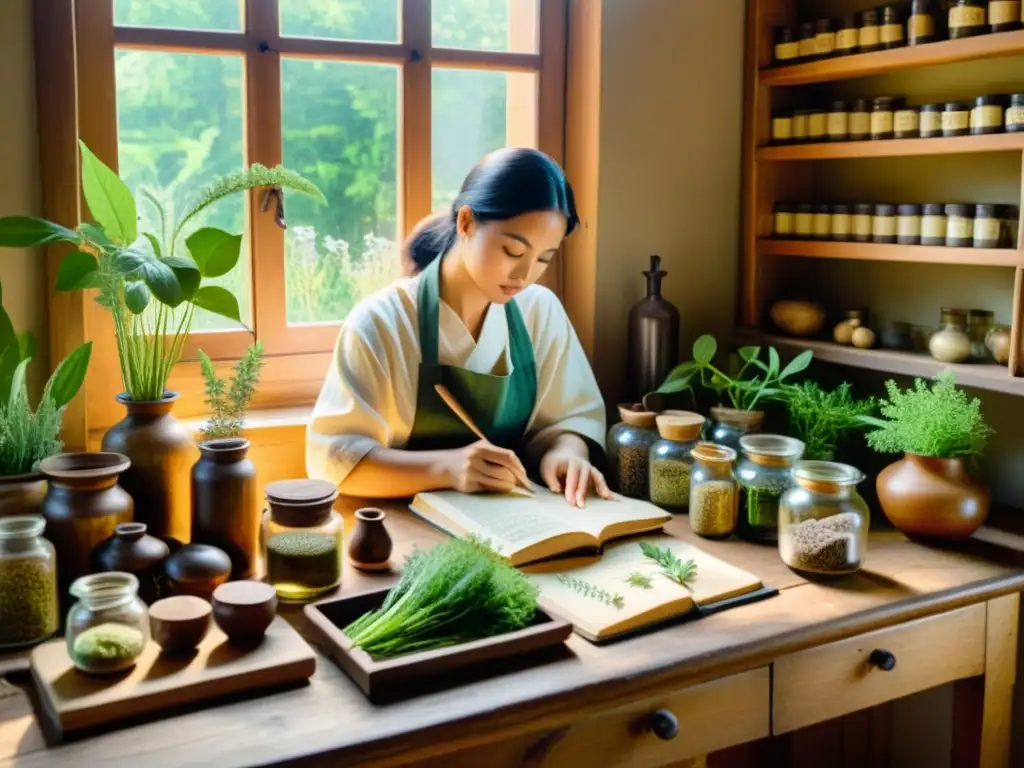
[758,239,1024,267]
[760,29,1024,86]
[757,133,1024,161]
[737,330,1022,395]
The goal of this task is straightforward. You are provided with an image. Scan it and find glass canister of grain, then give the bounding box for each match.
[808,108,828,142]
[852,204,874,242]
[779,461,869,578]
[262,479,343,603]
[813,204,832,239]
[870,97,897,140]
[974,204,1002,248]
[908,0,937,44]
[859,8,882,51]
[948,0,988,38]
[967,309,995,361]
[798,21,817,60]
[849,98,871,141]
[794,203,814,239]
[946,204,974,246]
[929,307,972,363]
[1007,94,1024,133]
[894,105,920,139]
[774,202,795,237]
[989,0,1023,32]
[897,204,922,244]
[771,110,794,143]
[0,515,58,651]
[873,204,898,243]
[919,103,943,138]
[814,18,836,57]
[65,572,148,674]
[971,95,1006,135]
[773,26,800,64]
[831,204,852,241]
[921,203,948,245]
[607,404,660,499]
[880,5,906,48]
[827,101,849,141]
[689,443,739,539]
[835,14,860,54]
[736,434,805,543]
[649,412,705,514]
[943,101,972,137]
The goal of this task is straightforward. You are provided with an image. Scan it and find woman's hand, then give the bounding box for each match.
[442,440,531,494]
[540,433,612,508]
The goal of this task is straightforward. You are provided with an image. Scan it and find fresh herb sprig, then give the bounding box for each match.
[626,572,654,589]
[779,381,875,461]
[640,542,698,587]
[556,574,625,608]
[199,341,265,440]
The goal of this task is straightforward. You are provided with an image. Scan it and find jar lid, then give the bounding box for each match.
[656,412,705,441]
[793,460,865,487]
[815,18,833,32]
[922,203,945,215]
[840,13,858,28]
[617,403,658,429]
[1012,94,1024,107]
[800,21,815,35]
[872,96,896,109]
[265,478,337,505]
[941,306,968,319]
[815,204,831,214]
[774,26,796,43]
[796,203,814,213]
[975,95,1006,107]
[832,203,852,214]
[974,203,998,217]
[773,201,795,213]
[854,203,874,215]
[945,203,973,217]
[919,103,942,112]
[944,101,971,111]
[853,98,871,111]
[861,8,878,23]
[830,100,847,111]
[910,0,933,11]
[968,308,995,320]
[738,434,805,461]
[874,204,896,216]
[690,441,737,465]
[897,204,921,215]
[794,108,815,116]
[0,514,45,540]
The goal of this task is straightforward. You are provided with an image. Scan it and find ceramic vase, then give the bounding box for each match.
[0,472,47,518]
[347,508,393,571]
[191,438,259,579]
[92,522,171,604]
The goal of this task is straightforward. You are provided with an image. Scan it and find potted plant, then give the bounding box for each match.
[191,342,264,579]
[861,371,993,540]
[778,381,875,461]
[0,142,324,543]
[0,285,92,517]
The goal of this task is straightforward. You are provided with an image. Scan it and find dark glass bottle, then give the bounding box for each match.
[627,255,680,402]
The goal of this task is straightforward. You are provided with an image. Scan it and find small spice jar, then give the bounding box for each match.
[1007,94,1024,133]
[921,203,948,245]
[65,572,149,674]
[971,95,1006,135]
[0,515,58,650]
[773,26,800,64]
[897,204,922,244]
[989,0,1023,32]
[813,204,832,239]
[945,203,974,246]
[792,109,811,143]
[808,107,828,142]
[973,204,1002,248]
[929,307,971,363]
[908,0,937,44]
[852,204,874,242]
[794,203,814,239]
[814,18,836,57]
[771,110,794,143]
[948,0,988,39]
[649,412,704,514]
[778,462,869,578]
[736,434,805,543]
[798,21,818,60]
[942,101,971,137]
[849,99,871,141]
[859,8,882,52]
[831,204,852,241]
[835,14,860,54]
[827,101,849,141]
[872,204,898,243]
[880,5,906,48]
[919,103,943,138]
[689,443,739,539]
[870,97,897,140]
[606,405,660,499]
[1002,204,1019,247]
[967,309,995,361]
[894,105,920,139]
[773,201,795,237]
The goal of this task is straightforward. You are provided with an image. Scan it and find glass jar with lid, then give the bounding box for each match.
[814,18,836,58]
[812,204,832,239]
[773,202,795,237]
[0,515,58,650]
[794,203,814,239]
[649,412,705,514]
[929,307,971,363]
[835,14,859,54]
[66,572,149,674]
[919,104,942,138]
[607,404,660,499]
[974,204,1002,248]
[948,0,988,39]
[798,21,817,60]
[908,0,937,45]
[971,95,1006,135]
[262,479,343,603]
[771,110,794,144]
[704,406,765,453]
[779,461,869,578]
[827,101,849,141]
[689,443,739,539]
[849,99,871,141]
[773,26,800,64]
[989,0,1022,32]
[858,8,882,52]
[735,434,805,543]
[921,203,947,245]
[946,204,974,246]
[852,204,873,242]
[880,5,906,48]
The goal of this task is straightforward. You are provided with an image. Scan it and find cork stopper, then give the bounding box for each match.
[617,403,658,429]
[656,412,705,441]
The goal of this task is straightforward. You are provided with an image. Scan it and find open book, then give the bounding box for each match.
[409,488,672,566]
[525,536,764,642]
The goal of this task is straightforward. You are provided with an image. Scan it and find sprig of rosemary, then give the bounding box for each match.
[556,574,624,608]
[640,542,698,587]
[625,571,653,589]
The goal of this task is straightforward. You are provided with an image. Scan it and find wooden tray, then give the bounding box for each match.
[305,587,573,703]
[31,615,316,741]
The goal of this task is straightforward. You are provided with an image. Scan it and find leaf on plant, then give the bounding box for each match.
[738,345,761,363]
[43,342,92,409]
[124,281,151,314]
[692,334,717,365]
[192,285,242,324]
[77,222,113,248]
[143,232,162,257]
[0,216,81,248]
[0,301,16,364]
[55,251,102,291]
[657,372,694,394]
[768,347,781,378]
[162,256,201,301]
[661,360,698,384]
[79,141,138,245]
[779,349,814,380]
[114,247,185,307]
[186,227,243,278]
[7,357,30,411]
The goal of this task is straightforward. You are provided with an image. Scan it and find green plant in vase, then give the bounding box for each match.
[199,342,265,441]
[779,381,875,461]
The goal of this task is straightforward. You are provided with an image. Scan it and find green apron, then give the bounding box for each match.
[405,256,537,451]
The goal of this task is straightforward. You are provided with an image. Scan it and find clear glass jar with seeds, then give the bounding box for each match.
[779,461,870,578]
[607,404,660,500]
[65,572,149,674]
[0,515,58,650]
[689,442,739,539]
[648,412,705,513]
[735,434,805,543]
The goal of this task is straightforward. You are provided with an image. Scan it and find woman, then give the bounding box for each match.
[307,148,609,507]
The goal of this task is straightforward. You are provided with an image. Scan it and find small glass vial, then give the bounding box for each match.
[779,462,869,578]
[773,202,795,237]
[880,5,906,48]
[649,413,704,514]
[849,99,871,141]
[813,204,832,239]
[835,14,860,54]
[872,204,898,243]
[919,104,943,138]
[798,21,817,60]
[870,97,896,140]
[945,204,974,246]
[792,109,811,143]
[607,405,659,499]
[967,309,995,361]
[859,8,882,52]
[794,204,814,239]
[689,443,739,539]
[66,572,149,674]
[989,0,1023,32]
[852,204,874,242]
[942,102,971,137]
[0,515,58,650]
[773,26,800,64]
[973,204,1002,248]
[948,0,988,39]
[827,101,849,141]
[831,204,852,241]
[808,108,828,142]
[1007,94,1024,133]
[921,204,948,245]
[971,95,1006,135]
[909,0,937,44]
[897,204,922,244]
[736,434,805,543]
[894,106,920,139]
[814,18,836,57]
[771,110,794,143]
[929,307,971,363]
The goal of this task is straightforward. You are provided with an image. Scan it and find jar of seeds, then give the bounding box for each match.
[779,461,869,578]
[0,515,58,650]
[735,434,805,543]
[648,412,705,513]
[65,572,149,674]
[689,442,739,538]
[607,404,660,499]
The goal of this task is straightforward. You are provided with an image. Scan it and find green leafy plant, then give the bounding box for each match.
[651,334,813,411]
[0,142,324,402]
[640,542,698,587]
[199,342,265,440]
[556,574,625,608]
[780,381,876,461]
[625,571,654,589]
[860,371,993,458]
[0,285,92,476]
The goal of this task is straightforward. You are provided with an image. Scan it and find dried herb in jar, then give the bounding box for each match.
[0,557,57,647]
[649,460,692,510]
[266,532,341,589]
[690,481,738,538]
[781,512,862,574]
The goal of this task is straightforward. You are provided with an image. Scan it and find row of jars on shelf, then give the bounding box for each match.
[607,408,869,577]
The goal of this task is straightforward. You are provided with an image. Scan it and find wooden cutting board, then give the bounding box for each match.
[31,615,316,740]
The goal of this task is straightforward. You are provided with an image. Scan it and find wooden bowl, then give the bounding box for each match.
[149,596,212,655]
[212,581,278,647]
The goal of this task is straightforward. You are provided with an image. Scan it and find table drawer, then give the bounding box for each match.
[773,603,986,734]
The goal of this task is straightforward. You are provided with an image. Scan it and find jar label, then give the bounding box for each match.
[920,110,942,133]
[799,38,816,58]
[949,6,986,28]
[909,14,936,37]
[792,114,808,138]
[858,25,880,47]
[808,113,828,138]
[898,215,921,238]
[849,112,871,136]
[942,110,970,131]
[827,113,849,137]
[974,218,1002,243]
[894,111,920,133]
[772,117,793,140]
[870,111,894,135]
[922,215,947,238]
[795,213,813,235]
[813,214,831,236]
[775,41,800,61]
[815,32,836,55]
[853,214,873,236]
[948,215,973,240]
[836,29,859,49]
[774,212,794,236]
[989,0,1021,24]
[872,215,897,237]
[1007,106,1024,127]
[831,214,852,236]
[971,105,1003,129]
[881,24,904,43]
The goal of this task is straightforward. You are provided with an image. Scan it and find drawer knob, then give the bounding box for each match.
[648,708,679,740]
[869,649,897,671]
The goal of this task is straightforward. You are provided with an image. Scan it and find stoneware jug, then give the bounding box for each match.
[92,522,171,604]
[347,508,393,572]
[191,438,259,579]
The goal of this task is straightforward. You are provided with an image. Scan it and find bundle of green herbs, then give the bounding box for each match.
[199,341,265,440]
[779,381,875,461]
[344,537,538,659]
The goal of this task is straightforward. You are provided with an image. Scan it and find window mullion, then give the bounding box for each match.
[401,0,432,237]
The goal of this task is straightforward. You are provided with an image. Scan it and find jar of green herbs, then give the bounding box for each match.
[735,434,805,543]
[648,412,705,513]
[0,515,58,650]
[606,405,659,499]
[65,572,149,674]
[689,442,739,538]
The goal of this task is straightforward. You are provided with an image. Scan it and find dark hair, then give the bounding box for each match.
[403,147,578,273]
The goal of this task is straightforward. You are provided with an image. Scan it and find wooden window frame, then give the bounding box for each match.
[35,0,566,446]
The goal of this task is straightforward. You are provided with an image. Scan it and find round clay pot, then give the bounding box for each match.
[191,438,259,580]
[876,454,990,540]
[347,508,393,572]
[0,472,47,518]
[149,595,212,656]
[101,392,196,545]
[986,325,1011,364]
[164,543,232,601]
[92,522,171,604]
[770,301,825,337]
[212,581,277,647]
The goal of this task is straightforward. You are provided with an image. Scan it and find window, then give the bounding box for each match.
[67,0,566,430]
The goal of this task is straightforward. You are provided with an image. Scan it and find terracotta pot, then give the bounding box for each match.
[39,452,134,612]
[876,454,990,540]
[163,543,232,601]
[191,438,259,579]
[92,522,171,604]
[0,472,47,518]
[101,392,196,545]
[347,508,393,572]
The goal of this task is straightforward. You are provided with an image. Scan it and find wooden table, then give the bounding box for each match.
[2,502,1023,768]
